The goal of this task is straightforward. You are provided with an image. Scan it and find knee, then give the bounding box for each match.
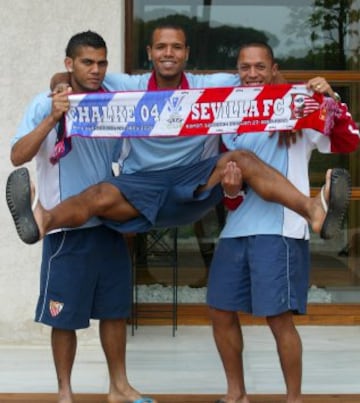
[226,150,258,168]
[209,307,238,328]
[84,183,118,211]
[235,149,257,162]
[266,311,295,335]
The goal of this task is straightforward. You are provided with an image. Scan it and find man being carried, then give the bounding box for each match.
[6,23,351,246]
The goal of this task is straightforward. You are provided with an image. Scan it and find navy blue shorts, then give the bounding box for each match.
[103,156,223,233]
[35,226,132,330]
[207,235,310,316]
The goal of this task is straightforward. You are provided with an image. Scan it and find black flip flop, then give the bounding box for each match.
[320,168,351,240]
[6,167,40,244]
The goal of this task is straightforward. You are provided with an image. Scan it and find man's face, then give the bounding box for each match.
[65,46,108,92]
[237,46,278,86]
[147,28,190,88]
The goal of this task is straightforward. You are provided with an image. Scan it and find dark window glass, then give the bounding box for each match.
[132,0,360,71]
[128,0,360,304]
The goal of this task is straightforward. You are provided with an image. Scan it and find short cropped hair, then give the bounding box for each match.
[148,21,189,47]
[65,30,107,58]
[238,42,275,63]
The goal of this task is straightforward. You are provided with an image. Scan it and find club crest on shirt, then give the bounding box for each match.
[49,300,64,317]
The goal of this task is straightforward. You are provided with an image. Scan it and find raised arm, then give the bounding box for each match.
[307,77,360,153]
[11,88,71,166]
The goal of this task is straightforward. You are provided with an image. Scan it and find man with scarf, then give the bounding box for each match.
[7,23,350,256]
[8,30,155,403]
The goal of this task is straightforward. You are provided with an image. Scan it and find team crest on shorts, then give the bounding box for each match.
[49,300,64,317]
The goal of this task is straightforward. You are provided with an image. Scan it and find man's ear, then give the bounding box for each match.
[146,46,152,61]
[185,46,190,62]
[64,57,74,73]
[272,63,287,84]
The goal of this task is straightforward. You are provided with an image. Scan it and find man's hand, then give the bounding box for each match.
[50,72,71,91]
[49,82,71,96]
[50,87,72,122]
[307,76,339,101]
[221,161,243,197]
[271,130,303,147]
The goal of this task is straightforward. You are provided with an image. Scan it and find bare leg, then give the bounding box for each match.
[36,182,139,236]
[209,308,250,403]
[100,319,157,403]
[7,159,348,245]
[202,150,334,234]
[204,150,312,217]
[267,312,303,403]
[38,151,313,236]
[51,328,76,403]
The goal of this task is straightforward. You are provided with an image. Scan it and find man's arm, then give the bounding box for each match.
[50,72,71,92]
[221,160,245,211]
[11,89,71,166]
[305,76,359,152]
[326,100,360,153]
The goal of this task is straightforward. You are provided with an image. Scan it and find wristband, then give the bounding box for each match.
[333,92,341,102]
[223,190,245,199]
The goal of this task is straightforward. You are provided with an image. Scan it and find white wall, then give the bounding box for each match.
[0,0,124,343]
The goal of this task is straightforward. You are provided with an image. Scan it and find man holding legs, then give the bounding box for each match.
[9,30,155,403]
[7,24,351,247]
[207,42,359,403]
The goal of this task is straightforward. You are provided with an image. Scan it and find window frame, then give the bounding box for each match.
[124,0,360,311]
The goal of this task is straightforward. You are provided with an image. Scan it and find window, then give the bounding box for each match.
[125,0,360,304]
[127,0,360,72]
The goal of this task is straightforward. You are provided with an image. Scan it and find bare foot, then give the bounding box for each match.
[108,385,158,403]
[58,390,73,403]
[286,397,302,403]
[32,198,46,240]
[217,395,250,403]
[309,168,351,239]
[308,169,331,234]
[30,181,45,240]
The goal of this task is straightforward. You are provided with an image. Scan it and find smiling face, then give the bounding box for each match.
[237,45,278,86]
[65,46,108,93]
[146,27,190,89]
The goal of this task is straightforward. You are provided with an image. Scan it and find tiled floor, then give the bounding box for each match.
[0,325,359,395]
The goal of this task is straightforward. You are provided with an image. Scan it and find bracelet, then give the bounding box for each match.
[223,190,245,199]
[333,92,341,102]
